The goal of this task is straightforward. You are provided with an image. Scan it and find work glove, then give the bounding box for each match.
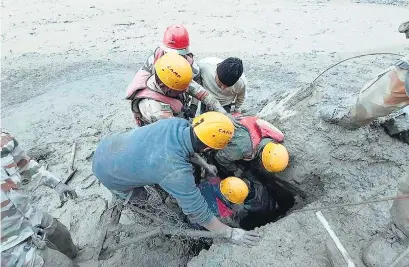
[206,164,218,177]
[224,228,260,247]
[234,168,244,177]
[54,182,78,202]
[186,104,198,118]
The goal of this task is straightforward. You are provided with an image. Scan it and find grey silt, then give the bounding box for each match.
[361,171,409,267]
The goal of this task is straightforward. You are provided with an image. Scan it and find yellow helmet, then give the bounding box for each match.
[192,112,234,149]
[261,142,289,172]
[154,52,193,91]
[220,177,249,204]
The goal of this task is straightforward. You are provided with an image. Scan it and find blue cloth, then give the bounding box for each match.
[198,178,232,218]
[92,118,214,225]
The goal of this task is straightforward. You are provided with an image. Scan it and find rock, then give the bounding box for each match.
[382,110,409,144]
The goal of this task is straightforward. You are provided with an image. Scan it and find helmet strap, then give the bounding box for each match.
[245,179,255,201]
[190,127,207,152]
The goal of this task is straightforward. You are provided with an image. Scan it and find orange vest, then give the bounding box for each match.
[234,114,285,159]
[131,88,184,126]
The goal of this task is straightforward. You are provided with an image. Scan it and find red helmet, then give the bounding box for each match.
[162,24,190,55]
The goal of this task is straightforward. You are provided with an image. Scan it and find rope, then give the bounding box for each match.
[292,194,409,213]
[310,52,403,85]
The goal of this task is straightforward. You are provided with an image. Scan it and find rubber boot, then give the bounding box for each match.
[362,172,409,267]
[398,21,409,39]
[45,219,78,259]
[318,106,362,130]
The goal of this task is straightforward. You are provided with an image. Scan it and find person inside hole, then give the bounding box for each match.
[191,176,277,229]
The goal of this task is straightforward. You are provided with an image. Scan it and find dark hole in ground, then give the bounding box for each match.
[188,238,212,257]
[204,157,307,231]
[238,168,306,230]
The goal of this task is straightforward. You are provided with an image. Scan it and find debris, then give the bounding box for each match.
[85,151,94,160]
[93,201,124,260]
[315,211,355,267]
[104,227,222,255]
[126,203,166,224]
[63,141,78,184]
[69,141,77,171]
[81,174,96,189]
[63,168,78,185]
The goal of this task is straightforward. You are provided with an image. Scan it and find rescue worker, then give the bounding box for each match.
[128,24,200,83]
[320,22,409,267]
[198,57,247,113]
[319,21,409,131]
[1,130,78,267]
[198,176,276,228]
[92,112,260,247]
[127,52,226,126]
[213,114,289,177]
[126,24,225,125]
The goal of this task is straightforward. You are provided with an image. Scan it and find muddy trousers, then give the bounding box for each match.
[3,219,77,267]
[349,55,409,126]
[391,171,409,237]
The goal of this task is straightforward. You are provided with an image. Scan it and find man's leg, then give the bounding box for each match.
[362,171,409,267]
[320,56,409,130]
[44,218,78,259]
[391,171,409,237]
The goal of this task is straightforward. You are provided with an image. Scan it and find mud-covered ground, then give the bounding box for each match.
[1,0,409,266]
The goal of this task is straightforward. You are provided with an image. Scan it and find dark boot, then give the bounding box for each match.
[45,219,78,259]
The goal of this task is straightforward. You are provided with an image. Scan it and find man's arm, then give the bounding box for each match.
[1,133,60,187]
[1,132,77,201]
[233,77,247,112]
[214,146,244,174]
[160,166,260,246]
[191,60,201,84]
[160,167,215,226]
[190,153,218,176]
[187,81,227,114]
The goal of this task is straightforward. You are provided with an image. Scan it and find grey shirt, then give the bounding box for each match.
[198,57,247,111]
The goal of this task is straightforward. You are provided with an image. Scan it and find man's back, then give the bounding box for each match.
[92,118,194,191]
[92,118,215,225]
